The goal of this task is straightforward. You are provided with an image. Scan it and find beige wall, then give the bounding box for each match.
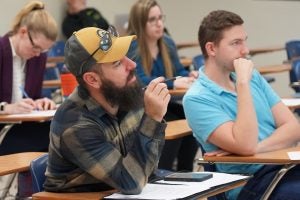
[1,0,300,96]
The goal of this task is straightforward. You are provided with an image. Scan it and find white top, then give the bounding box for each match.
[9,37,26,103]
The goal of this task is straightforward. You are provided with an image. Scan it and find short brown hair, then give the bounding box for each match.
[198,10,243,59]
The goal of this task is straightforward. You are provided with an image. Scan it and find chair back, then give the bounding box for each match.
[192,54,205,70]
[30,153,49,193]
[290,59,300,93]
[285,40,300,60]
[48,40,65,57]
[47,40,65,70]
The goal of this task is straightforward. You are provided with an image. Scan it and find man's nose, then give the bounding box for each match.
[124,56,136,70]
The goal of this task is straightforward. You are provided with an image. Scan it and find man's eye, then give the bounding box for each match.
[113,61,121,67]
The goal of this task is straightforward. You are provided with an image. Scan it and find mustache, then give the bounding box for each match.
[127,70,136,82]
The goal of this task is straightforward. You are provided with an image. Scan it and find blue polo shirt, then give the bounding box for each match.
[183,67,281,200]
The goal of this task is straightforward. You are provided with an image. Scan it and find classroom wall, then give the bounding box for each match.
[1,0,300,97]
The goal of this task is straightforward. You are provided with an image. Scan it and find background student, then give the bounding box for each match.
[0,1,58,198]
[0,0,58,155]
[183,10,300,200]
[126,0,198,172]
[62,0,110,38]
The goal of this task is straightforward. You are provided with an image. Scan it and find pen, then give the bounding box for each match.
[19,86,30,98]
[19,86,38,110]
[142,76,182,90]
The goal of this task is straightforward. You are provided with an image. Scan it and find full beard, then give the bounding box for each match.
[99,74,144,111]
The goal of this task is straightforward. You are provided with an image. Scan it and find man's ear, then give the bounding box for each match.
[205,42,216,57]
[82,72,101,89]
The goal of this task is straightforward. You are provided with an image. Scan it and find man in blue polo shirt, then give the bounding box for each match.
[183,10,300,200]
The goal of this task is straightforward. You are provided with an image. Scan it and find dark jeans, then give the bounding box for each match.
[237,164,300,200]
[0,121,50,155]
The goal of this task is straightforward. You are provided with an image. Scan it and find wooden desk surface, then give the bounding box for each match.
[258,64,291,75]
[169,89,188,96]
[0,110,55,123]
[0,152,46,176]
[43,79,61,88]
[32,190,115,200]
[249,46,285,57]
[180,57,193,66]
[176,42,284,56]
[32,179,247,200]
[203,146,300,164]
[165,119,192,140]
[47,56,64,63]
[176,41,198,50]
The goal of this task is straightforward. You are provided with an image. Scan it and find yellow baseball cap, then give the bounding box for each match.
[64,27,136,77]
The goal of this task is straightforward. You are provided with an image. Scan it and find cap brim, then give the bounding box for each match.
[93,35,136,63]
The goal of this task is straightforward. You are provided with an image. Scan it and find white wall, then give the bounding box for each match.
[1,0,300,96]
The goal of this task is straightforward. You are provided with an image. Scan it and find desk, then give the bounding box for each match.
[32,190,116,200]
[180,57,193,66]
[165,119,192,140]
[198,146,300,200]
[201,146,300,164]
[258,64,291,75]
[282,98,300,110]
[169,88,188,96]
[0,152,45,176]
[176,41,198,50]
[46,56,64,64]
[32,176,247,200]
[0,110,55,144]
[43,79,61,88]
[249,46,285,57]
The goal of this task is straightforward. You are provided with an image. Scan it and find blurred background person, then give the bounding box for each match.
[0,0,58,198]
[62,0,110,39]
[127,0,199,172]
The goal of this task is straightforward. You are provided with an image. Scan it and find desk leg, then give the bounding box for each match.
[260,164,296,200]
[0,124,14,145]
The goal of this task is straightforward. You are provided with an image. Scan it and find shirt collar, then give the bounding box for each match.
[198,66,237,95]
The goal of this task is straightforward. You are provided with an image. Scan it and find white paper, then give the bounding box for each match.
[282,98,300,107]
[105,172,249,200]
[2,110,56,118]
[288,151,300,160]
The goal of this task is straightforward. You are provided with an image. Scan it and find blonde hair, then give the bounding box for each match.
[127,0,173,78]
[11,0,58,41]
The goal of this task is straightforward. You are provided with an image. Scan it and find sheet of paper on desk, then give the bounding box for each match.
[3,110,56,118]
[105,172,249,200]
[288,151,300,160]
[282,98,300,107]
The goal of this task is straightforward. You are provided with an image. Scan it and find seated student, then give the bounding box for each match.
[0,1,58,198]
[0,0,58,155]
[126,0,199,172]
[44,27,170,194]
[183,10,300,200]
[62,0,110,38]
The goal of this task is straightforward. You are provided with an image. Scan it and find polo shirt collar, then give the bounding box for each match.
[198,66,237,95]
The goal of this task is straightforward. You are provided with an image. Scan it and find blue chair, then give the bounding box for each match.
[285,40,300,60]
[43,41,65,98]
[30,153,48,193]
[289,59,300,115]
[192,54,205,71]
